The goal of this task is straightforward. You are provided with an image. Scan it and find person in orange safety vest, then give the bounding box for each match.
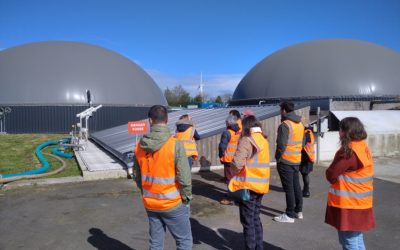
[133,105,192,249]
[274,101,305,223]
[229,115,270,250]
[300,127,315,198]
[325,117,375,250]
[219,114,241,205]
[175,114,200,169]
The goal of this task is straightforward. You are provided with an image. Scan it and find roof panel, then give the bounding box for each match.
[91,105,284,166]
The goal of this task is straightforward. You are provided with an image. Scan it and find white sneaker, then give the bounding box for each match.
[273,213,295,223]
[296,212,303,219]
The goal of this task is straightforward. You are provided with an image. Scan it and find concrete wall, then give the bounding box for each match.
[318,131,400,162]
[194,106,310,170]
[330,101,371,111]
[372,103,400,110]
[330,100,400,111]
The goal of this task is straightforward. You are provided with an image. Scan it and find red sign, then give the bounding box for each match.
[128,121,149,134]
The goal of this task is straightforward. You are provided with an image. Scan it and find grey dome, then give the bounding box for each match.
[0,41,167,106]
[233,39,400,101]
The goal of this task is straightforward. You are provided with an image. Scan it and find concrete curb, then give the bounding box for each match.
[1,176,85,190]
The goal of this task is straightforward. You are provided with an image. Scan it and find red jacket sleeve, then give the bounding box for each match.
[325,149,360,184]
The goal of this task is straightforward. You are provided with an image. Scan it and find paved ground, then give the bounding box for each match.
[1,157,399,250]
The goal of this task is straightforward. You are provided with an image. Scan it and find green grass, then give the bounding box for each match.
[0,134,81,178]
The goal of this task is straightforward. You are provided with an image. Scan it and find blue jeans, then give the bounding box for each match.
[338,231,366,250]
[187,157,193,170]
[147,204,192,250]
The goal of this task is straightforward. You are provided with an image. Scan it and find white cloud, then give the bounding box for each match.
[146,69,244,98]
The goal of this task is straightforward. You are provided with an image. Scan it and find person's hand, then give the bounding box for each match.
[182,199,190,207]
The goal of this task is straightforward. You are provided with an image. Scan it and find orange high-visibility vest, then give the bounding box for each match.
[220,129,241,163]
[281,120,304,164]
[237,119,243,133]
[135,137,182,211]
[304,129,315,163]
[228,132,270,194]
[175,127,198,160]
[328,140,373,209]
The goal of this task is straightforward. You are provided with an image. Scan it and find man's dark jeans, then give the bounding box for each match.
[277,163,303,218]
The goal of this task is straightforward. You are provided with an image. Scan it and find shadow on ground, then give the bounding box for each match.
[192,178,227,202]
[191,218,284,250]
[87,228,135,250]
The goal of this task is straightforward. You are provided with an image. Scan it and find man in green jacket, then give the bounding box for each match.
[133,105,192,250]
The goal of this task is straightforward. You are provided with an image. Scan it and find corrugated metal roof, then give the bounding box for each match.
[91,103,308,166]
[331,110,400,134]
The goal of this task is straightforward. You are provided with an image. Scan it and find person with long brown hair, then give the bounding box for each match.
[229,115,270,249]
[325,117,375,250]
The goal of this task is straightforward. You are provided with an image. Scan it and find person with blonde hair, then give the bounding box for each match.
[325,117,375,250]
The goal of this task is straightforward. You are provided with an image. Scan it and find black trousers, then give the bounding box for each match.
[239,191,264,250]
[301,173,310,193]
[277,163,303,218]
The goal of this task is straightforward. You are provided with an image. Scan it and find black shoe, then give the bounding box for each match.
[303,191,310,198]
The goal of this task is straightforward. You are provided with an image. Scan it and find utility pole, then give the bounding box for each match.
[199,72,204,102]
[316,106,321,164]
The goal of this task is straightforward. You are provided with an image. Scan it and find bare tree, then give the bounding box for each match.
[164,85,191,107]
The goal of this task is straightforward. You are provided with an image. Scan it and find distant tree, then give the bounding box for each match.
[164,85,191,107]
[221,93,232,103]
[164,88,174,105]
[193,94,203,103]
[215,96,223,103]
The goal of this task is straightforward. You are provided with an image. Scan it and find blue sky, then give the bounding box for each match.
[1,0,400,97]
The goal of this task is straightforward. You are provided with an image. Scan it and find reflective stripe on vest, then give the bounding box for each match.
[221,129,240,163]
[327,140,374,209]
[304,129,315,163]
[175,127,198,160]
[135,137,182,211]
[142,175,176,184]
[228,132,270,194]
[329,188,373,198]
[281,120,304,164]
[143,189,181,199]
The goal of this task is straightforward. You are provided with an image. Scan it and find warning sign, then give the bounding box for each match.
[128,121,149,134]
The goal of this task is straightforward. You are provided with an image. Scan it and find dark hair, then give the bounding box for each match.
[229,109,241,120]
[148,105,168,124]
[280,101,294,113]
[179,114,190,120]
[339,117,367,157]
[241,115,264,137]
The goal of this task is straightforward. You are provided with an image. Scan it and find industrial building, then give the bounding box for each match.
[2,39,399,175]
[0,41,167,133]
[90,39,400,172]
[91,104,310,170]
[230,39,400,112]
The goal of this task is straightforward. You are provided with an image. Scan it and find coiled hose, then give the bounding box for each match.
[0,138,74,184]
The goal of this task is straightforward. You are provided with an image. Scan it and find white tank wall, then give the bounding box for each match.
[318,131,400,162]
